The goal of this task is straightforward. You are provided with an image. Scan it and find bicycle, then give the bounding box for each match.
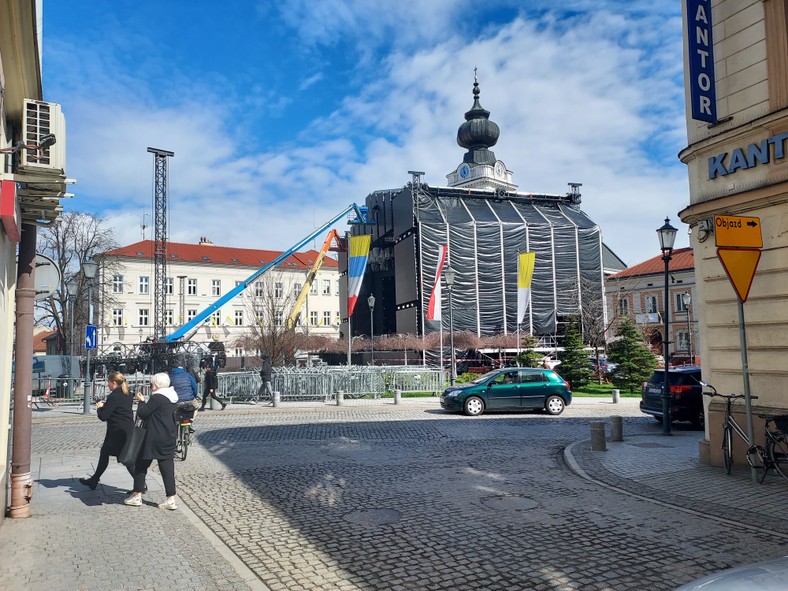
[702,384,760,475]
[175,405,195,461]
[753,414,788,483]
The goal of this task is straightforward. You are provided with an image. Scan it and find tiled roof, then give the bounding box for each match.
[609,247,694,279]
[34,329,56,353]
[101,240,338,270]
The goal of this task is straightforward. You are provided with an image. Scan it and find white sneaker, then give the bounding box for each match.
[123,495,142,507]
[158,498,178,511]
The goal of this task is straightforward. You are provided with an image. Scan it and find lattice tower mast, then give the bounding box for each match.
[147,147,174,342]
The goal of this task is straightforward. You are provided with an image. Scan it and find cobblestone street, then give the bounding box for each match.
[3,398,786,590]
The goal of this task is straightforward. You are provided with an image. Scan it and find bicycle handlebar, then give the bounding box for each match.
[703,391,758,400]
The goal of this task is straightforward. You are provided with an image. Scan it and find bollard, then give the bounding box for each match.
[272,391,280,408]
[590,421,607,452]
[610,415,623,442]
[611,389,620,403]
[336,390,344,406]
[394,389,401,405]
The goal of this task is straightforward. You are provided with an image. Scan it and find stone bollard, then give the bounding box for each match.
[610,415,623,442]
[336,390,344,406]
[590,421,607,452]
[394,389,402,405]
[272,391,280,408]
[611,389,620,403]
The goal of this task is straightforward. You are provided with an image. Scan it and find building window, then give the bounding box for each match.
[310,311,318,326]
[211,311,221,326]
[677,331,690,352]
[293,282,301,295]
[234,348,243,357]
[322,279,331,295]
[644,295,658,314]
[234,310,244,326]
[275,282,283,298]
[112,275,124,294]
[617,297,629,316]
[335,311,341,325]
[139,276,149,294]
[323,311,331,326]
[165,277,174,295]
[139,309,149,326]
[275,311,284,327]
[165,309,173,325]
[212,279,221,297]
[675,293,690,312]
[187,279,197,295]
[255,282,263,297]
[255,311,264,325]
[112,309,123,326]
[310,281,318,295]
[187,309,197,322]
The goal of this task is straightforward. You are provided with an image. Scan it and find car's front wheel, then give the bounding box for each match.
[463,396,484,416]
[544,395,566,415]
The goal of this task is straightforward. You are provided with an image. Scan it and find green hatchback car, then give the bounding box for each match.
[440,367,572,417]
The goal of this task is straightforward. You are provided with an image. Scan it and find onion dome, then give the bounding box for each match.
[457,74,499,165]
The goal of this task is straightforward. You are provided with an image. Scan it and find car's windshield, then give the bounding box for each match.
[470,370,499,384]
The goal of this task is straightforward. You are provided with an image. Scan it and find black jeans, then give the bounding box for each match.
[200,390,224,408]
[94,443,134,481]
[133,457,176,497]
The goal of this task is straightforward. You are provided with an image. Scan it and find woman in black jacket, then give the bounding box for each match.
[79,371,135,490]
[124,372,179,510]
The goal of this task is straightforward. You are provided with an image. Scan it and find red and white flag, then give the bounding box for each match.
[426,245,447,321]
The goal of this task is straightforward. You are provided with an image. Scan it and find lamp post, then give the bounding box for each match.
[444,266,457,385]
[367,294,375,365]
[657,217,677,436]
[66,279,78,356]
[81,257,99,415]
[682,292,693,364]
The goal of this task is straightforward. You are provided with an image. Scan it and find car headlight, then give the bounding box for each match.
[443,390,460,398]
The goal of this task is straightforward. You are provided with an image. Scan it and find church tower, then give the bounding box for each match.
[447,73,517,193]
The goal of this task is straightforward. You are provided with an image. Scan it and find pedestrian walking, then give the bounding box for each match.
[258,353,273,401]
[124,372,179,510]
[199,364,226,411]
[79,371,135,490]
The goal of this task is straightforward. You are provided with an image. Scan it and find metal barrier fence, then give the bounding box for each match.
[218,366,447,403]
[23,367,447,407]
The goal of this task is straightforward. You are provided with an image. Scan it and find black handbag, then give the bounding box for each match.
[118,419,146,467]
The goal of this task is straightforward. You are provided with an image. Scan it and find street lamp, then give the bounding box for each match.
[367,294,376,365]
[66,278,78,356]
[444,266,457,385]
[657,217,677,436]
[682,292,693,364]
[82,257,99,415]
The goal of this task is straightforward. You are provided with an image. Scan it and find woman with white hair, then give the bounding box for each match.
[124,372,179,510]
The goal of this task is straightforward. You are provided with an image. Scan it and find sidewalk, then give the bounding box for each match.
[564,428,788,540]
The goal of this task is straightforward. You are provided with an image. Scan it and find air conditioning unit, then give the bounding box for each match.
[20,99,66,174]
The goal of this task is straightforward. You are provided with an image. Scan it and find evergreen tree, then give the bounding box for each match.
[607,317,657,392]
[516,335,543,368]
[556,317,592,389]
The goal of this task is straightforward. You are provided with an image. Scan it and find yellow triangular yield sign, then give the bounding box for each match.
[717,248,761,303]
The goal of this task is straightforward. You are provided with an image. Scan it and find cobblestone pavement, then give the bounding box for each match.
[2,397,787,591]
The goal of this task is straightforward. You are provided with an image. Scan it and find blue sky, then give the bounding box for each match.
[42,1,689,266]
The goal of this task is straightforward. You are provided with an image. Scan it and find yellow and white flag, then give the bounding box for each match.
[517,252,536,324]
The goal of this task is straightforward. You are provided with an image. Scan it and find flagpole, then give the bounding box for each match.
[517,323,520,366]
[347,315,352,366]
[440,320,444,375]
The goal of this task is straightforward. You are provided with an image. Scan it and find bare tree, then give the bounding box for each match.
[242,272,309,365]
[35,212,120,355]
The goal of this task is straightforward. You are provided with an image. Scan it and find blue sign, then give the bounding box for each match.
[85,325,97,350]
[687,0,717,123]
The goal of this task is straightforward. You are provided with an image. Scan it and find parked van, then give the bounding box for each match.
[13,355,82,397]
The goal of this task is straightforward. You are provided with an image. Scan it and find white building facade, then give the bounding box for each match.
[96,239,341,357]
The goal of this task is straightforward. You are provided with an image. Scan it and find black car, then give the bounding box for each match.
[640,367,704,429]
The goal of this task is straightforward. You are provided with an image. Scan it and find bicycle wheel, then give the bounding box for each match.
[179,427,189,461]
[768,434,788,480]
[722,425,732,474]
